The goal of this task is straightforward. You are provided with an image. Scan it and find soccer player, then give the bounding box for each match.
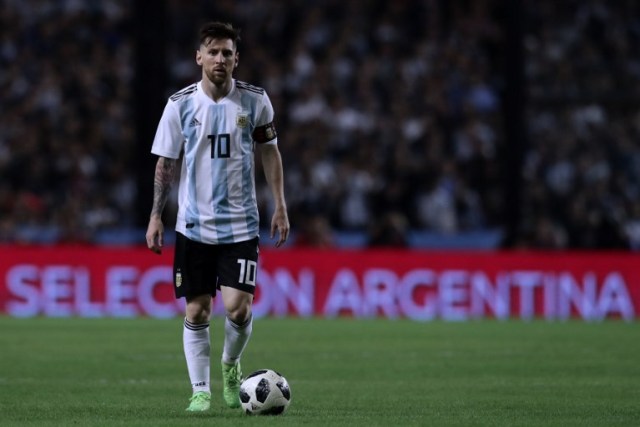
[145,21,289,412]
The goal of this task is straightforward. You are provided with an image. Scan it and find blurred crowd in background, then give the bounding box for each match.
[0,0,135,243]
[1,0,639,250]
[521,0,640,249]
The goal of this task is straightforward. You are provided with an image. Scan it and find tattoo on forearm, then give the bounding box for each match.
[151,158,176,217]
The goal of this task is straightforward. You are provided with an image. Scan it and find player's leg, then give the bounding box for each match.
[221,286,254,365]
[217,237,259,408]
[220,286,253,408]
[174,232,216,412]
[184,294,213,412]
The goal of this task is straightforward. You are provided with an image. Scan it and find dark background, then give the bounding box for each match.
[1,0,639,250]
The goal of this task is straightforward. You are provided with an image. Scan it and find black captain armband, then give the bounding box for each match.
[252,122,277,143]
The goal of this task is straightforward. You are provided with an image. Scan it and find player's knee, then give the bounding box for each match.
[186,306,211,324]
[185,295,212,323]
[226,304,251,325]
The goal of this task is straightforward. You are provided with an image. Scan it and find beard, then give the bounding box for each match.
[205,68,228,85]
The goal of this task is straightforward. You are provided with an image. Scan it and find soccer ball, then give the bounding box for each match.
[239,369,291,415]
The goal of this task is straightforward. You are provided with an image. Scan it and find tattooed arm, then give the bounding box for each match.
[145,156,177,254]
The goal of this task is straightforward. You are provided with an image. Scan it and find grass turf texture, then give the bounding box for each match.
[0,317,638,426]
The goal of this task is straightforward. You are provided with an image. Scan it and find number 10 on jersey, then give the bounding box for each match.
[208,133,231,158]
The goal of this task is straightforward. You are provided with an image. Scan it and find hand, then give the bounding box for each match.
[146,216,164,254]
[270,207,290,248]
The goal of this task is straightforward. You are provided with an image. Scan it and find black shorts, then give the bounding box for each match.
[173,232,259,299]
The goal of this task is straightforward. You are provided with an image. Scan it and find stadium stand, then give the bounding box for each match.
[0,0,135,243]
[520,0,640,249]
[1,0,639,249]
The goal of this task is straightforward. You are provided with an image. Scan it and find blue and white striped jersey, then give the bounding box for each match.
[151,80,277,244]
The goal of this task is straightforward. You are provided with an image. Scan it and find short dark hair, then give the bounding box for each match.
[198,22,241,48]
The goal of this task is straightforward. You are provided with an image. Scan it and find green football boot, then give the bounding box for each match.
[185,391,211,412]
[221,361,242,408]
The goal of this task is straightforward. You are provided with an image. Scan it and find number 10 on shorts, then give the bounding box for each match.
[237,259,257,286]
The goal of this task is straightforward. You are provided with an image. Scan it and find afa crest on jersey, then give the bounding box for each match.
[236,113,249,128]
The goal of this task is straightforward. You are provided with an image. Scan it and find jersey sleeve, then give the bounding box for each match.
[252,92,278,145]
[151,101,184,159]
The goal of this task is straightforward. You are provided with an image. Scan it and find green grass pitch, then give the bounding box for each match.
[0,317,638,426]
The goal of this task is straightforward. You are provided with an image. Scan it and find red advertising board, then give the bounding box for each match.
[0,246,638,320]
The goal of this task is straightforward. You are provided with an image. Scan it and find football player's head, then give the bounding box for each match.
[196,22,241,84]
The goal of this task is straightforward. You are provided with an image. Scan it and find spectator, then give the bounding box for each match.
[4,0,638,250]
[0,0,134,243]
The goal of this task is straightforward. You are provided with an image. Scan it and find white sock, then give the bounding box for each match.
[183,318,210,393]
[222,315,253,365]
